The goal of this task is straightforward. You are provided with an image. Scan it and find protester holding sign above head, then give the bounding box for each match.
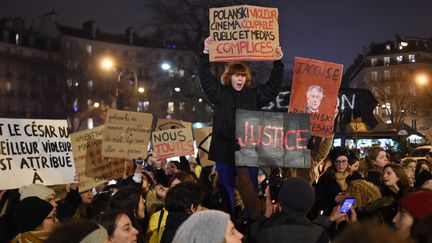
[199,36,284,221]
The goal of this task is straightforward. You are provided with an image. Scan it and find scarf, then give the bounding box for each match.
[334,171,350,191]
[11,230,50,243]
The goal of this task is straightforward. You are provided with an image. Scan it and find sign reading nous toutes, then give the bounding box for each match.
[209,5,279,62]
[0,118,76,190]
[151,128,194,159]
[235,110,311,168]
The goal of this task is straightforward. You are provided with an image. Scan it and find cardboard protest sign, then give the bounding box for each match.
[193,127,214,167]
[235,109,311,168]
[0,118,75,190]
[71,125,132,192]
[209,5,279,62]
[152,128,194,159]
[102,110,152,160]
[155,118,192,131]
[288,57,343,137]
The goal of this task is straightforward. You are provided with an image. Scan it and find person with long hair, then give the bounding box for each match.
[360,146,389,187]
[380,163,411,225]
[107,187,146,243]
[98,210,139,243]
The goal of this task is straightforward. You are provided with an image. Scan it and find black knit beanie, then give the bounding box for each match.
[329,146,349,164]
[278,177,315,215]
[13,196,53,232]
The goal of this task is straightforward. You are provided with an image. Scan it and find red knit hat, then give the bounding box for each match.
[399,190,432,221]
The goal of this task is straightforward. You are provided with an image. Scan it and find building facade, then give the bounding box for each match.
[348,36,432,136]
[0,13,213,131]
[0,17,65,119]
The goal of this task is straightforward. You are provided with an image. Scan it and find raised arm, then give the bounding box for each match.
[257,46,285,107]
[198,37,223,104]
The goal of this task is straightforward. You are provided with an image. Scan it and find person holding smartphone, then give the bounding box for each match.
[314,147,361,217]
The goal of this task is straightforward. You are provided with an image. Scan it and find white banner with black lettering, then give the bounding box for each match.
[0,118,76,190]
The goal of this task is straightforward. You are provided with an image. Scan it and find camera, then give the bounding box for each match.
[268,168,284,204]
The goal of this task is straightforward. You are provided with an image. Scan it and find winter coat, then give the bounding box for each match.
[250,211,329,243]
[160,212,190,243]
[314,170,361,216]
[198,54,284,164]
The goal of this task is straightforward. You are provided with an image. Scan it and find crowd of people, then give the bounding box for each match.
[0,37,432,243]
[0,146,431,243]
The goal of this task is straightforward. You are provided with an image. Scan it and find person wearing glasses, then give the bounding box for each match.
[306,85,324,113]
[314,147,361,217]
[11,196,59,243]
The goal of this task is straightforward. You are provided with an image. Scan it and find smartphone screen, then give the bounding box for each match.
[340,198,355,213]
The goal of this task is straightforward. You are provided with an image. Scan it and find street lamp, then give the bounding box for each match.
[100,56,139,111]
[161,63,171,71]
[138,87,145,93]
[416,73,428,86]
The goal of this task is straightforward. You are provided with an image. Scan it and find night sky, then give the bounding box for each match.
[2,0,432,70]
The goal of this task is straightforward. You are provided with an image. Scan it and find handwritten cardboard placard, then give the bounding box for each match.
[71,125,132,192]
[152,128,194,159]
[155,118,192,131]
[193,127,214,167]
[209,5,279,62]
[288,57,343,137]
[235,109,311,168]
[102,110,152,160]
[0,118,75,190]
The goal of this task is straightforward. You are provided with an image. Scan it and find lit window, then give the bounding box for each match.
[178,69,185,77]
[396,56,403,63]
[87,99,92,107]
[6,81,11,92]
[206,104,213,113]
[383,57,390,66]
[87,118,94,129]
[15,34,19,45]
[385,44,391,51]
[371,71,378,81]
[384,70,390,80]
[167,102,174,114]
[179,102,185,111]
[67,79,73,88]
[143,101,149,111]
[86,45,92,54]
[87,80,93,88]
[408,54,416,63]
[168,69,174,77]
[370,58,377,66]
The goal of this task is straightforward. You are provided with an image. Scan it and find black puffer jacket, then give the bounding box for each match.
[198,54,284,164]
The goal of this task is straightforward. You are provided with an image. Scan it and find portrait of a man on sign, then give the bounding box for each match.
[306,85,324,113]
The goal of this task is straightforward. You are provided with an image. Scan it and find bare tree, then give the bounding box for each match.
[141,0,276,56]
[370,67,422,129]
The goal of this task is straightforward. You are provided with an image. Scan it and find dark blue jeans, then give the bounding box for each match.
[215,162,258,216]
